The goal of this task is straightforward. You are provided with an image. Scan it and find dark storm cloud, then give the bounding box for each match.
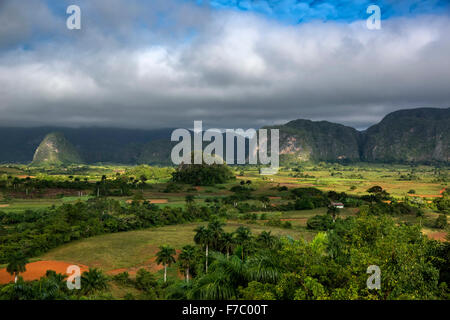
[0,0,449,131]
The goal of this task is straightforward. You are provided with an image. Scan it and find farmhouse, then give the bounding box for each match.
[331,202,344,209]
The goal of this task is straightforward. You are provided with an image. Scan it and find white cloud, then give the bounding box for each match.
[0,2,449,130]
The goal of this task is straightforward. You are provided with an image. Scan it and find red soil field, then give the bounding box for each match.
[148,199,168,204]
[0,261,89,284]
[408,193,443,198]
[426,232,448,242]
[0,204,10,208]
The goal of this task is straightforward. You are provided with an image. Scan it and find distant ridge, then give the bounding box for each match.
[0,107,448,165]
[268,107,449,163]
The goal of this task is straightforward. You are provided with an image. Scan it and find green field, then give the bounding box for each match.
[38,220,314,272]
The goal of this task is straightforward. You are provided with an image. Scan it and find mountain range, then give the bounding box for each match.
[0,107,448,166]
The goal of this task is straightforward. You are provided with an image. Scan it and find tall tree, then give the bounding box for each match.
[208,219,225,250]
[234,226,252,261]
[194,226,215,273]
[221,232,235,259]
[178,245,196,283]
[327,205,340,222]
[6,252,28,283]
[156,245,176,283]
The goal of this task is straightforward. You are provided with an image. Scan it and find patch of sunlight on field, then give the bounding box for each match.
[39,221,313,271]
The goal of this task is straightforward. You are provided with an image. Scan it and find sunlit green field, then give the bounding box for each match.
[0,163,447,215]
[38,221,314,271]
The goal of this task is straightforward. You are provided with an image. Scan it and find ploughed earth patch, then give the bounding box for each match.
[0,261,89,284]
[425,231,448,242]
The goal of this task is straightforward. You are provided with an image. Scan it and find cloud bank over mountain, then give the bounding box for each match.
[0,0,449,130]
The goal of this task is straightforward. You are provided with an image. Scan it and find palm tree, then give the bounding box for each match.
[188,251,282,300]
[234,226,252,260]
[194,226,215,273]
[208,219,225,250]
[156,245,176,282]
[327,205,340,222]
[257,231,275,248]
[185,195,195,205]
[246,252,281,283]
[259,196,270,209]
[188,253,246,300]
[81,268,109,294]
[178,245,196,282]
[220,232,235,259]
[6,252,28,283]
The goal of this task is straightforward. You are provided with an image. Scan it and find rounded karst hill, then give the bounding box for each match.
[31,132,83,166]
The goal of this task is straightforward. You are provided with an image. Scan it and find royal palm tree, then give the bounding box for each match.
[327,205,340,222]
[259,196,270,209]
[234,226,252,260]
[185,195,195,205]
[178,245,196,283]
[194,226,215,273]
[156,245,176,282]
[6,253,28,283]
[221,232,235,259]
[207,219,225,250]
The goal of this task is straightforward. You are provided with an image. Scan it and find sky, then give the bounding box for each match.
[0,0,449,130]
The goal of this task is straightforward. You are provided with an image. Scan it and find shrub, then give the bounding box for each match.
[435,214,448,229]
[307,215,333,231]
[113,271,132,285]
[135,269,158,292]
[282,221,292,229]
[163,183,183,193]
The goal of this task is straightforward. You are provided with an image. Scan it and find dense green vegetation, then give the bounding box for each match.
[172,163,235,186]
[0,162,448,300]
[0,198,222,264]
[1,215,449,300]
